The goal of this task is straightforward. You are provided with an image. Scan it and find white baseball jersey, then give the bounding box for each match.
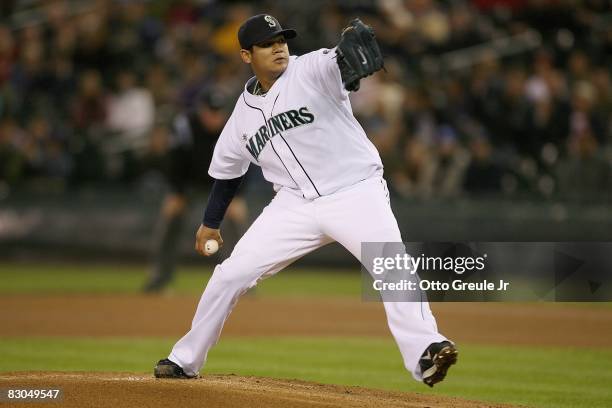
[208,48,383,199]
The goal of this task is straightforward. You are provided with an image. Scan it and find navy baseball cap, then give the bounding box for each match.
[238,14,297,49]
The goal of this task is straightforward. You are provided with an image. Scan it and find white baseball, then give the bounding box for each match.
[204,239,219,255]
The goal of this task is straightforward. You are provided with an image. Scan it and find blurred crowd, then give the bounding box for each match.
[0,0,611,202]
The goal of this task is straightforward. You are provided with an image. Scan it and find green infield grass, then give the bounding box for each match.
[0,337,610,408]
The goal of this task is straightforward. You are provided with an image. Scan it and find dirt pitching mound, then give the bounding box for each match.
[0,372,519,408]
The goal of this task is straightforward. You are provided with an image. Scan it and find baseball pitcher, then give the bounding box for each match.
[154,14,457,387]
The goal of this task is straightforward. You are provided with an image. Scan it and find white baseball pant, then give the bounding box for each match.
[168,176,447,380]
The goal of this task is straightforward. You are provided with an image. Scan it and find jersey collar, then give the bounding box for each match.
[242,56,296,106]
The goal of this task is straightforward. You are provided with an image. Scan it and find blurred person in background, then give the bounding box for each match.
[554,79,611,201]
[429,126,470,198]
[524,49,568,163]
[392,137,437,199]
[487,67,531,151]
[0,25,17,117]
[71,4,113,74]
[11,25,49,122]
[22,115,71,184]
[106,69,155,148]
[566,80,607,146]
[0,118,25,191]
[350,58,405,176]
[63,68,108,186]
[463,135,505,195]
[145,63,176,112]
[71,69,107,132]
[591,67,612,136]
[103,68,156,183]
[143,88,249,293]
[555,133,611,202]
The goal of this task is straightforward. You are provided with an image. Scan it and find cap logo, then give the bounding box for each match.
[264,15,277,28]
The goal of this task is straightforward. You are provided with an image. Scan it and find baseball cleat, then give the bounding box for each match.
[154,359,197,379]
[419,341,458,387]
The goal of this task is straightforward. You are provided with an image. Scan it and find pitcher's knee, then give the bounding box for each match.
[207,259,261,292]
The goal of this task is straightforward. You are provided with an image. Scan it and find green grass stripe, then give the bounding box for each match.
[2,263,612,308]
[0,263,361,297]
[0,337,610,408]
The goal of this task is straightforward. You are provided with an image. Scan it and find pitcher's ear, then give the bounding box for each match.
[240,49,252,64]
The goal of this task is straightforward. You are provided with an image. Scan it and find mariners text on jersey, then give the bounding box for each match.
[245,107,314,161]
[208,49,383,199]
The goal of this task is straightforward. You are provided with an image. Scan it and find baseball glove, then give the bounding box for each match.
[335,18,384,92]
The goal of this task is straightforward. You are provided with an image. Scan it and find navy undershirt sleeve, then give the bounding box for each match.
[202,176,244,229]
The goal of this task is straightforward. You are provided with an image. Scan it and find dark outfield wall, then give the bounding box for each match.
[0,190,610,266]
